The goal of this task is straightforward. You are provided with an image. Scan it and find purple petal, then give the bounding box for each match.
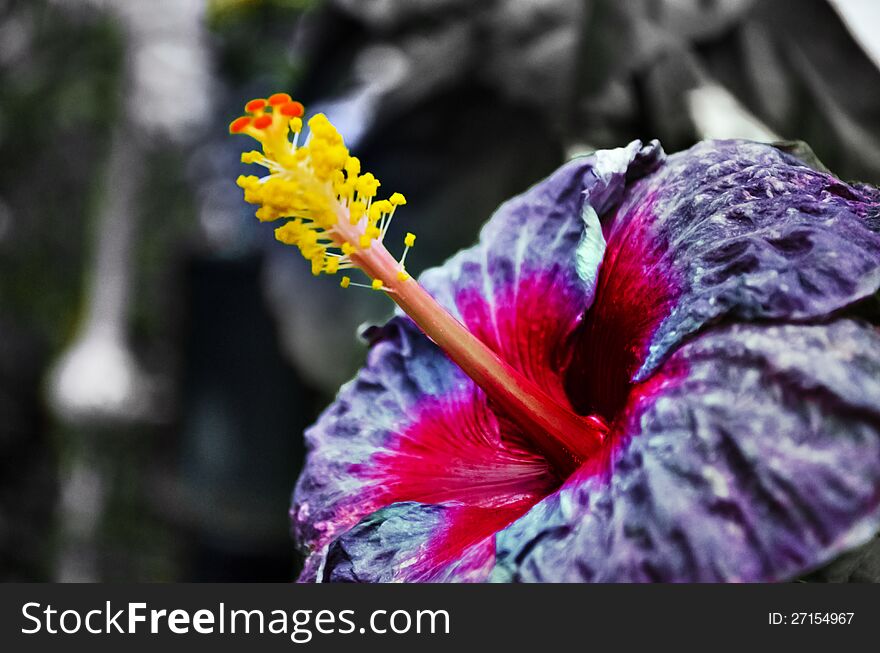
[495,319,880,582]
[567,139,880,418]
[292,316,557,581]
[325,502,504,583]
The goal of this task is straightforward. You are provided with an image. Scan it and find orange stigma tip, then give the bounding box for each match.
[245,98,267,113]
[253,115,273,130]
[268,93,292,106]
[229,116,252,133]
[280,101,305,118]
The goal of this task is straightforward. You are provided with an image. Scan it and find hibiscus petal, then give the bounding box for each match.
[567,139,880,419]
[420,140,662,404]
[495,319,880,582]
[293,142,663,580]
[296,311,578,582]
[324,502,511,583]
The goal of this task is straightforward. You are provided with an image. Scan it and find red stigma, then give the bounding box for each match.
[280,101,305,118]
[268,93,292,106]
[229,116,252,133]
[245,98,267,113]
[253,115,273,130]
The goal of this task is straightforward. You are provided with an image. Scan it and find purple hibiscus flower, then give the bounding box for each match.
[231,95,880,582]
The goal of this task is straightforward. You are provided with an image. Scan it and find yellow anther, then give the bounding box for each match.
[389,192,407,206]
[359,235,372,249]
[397,270,410,282]
[275,221,301,244]
[256,206,280,222]
[241,151,263,164]
[356,173,380,198]
[349,201,366,222]
[336,179,356,203]
[289,117,303,133]
[341,242,355,256]
[367,226,381,239]
[325,258,340,274]
[371,279,383,291]
[345,157,361,176]
[373,200,393,214]
[404,232,416,247]
[340,276,351,288]
[243,188,261,204]
[236,174,260,189]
